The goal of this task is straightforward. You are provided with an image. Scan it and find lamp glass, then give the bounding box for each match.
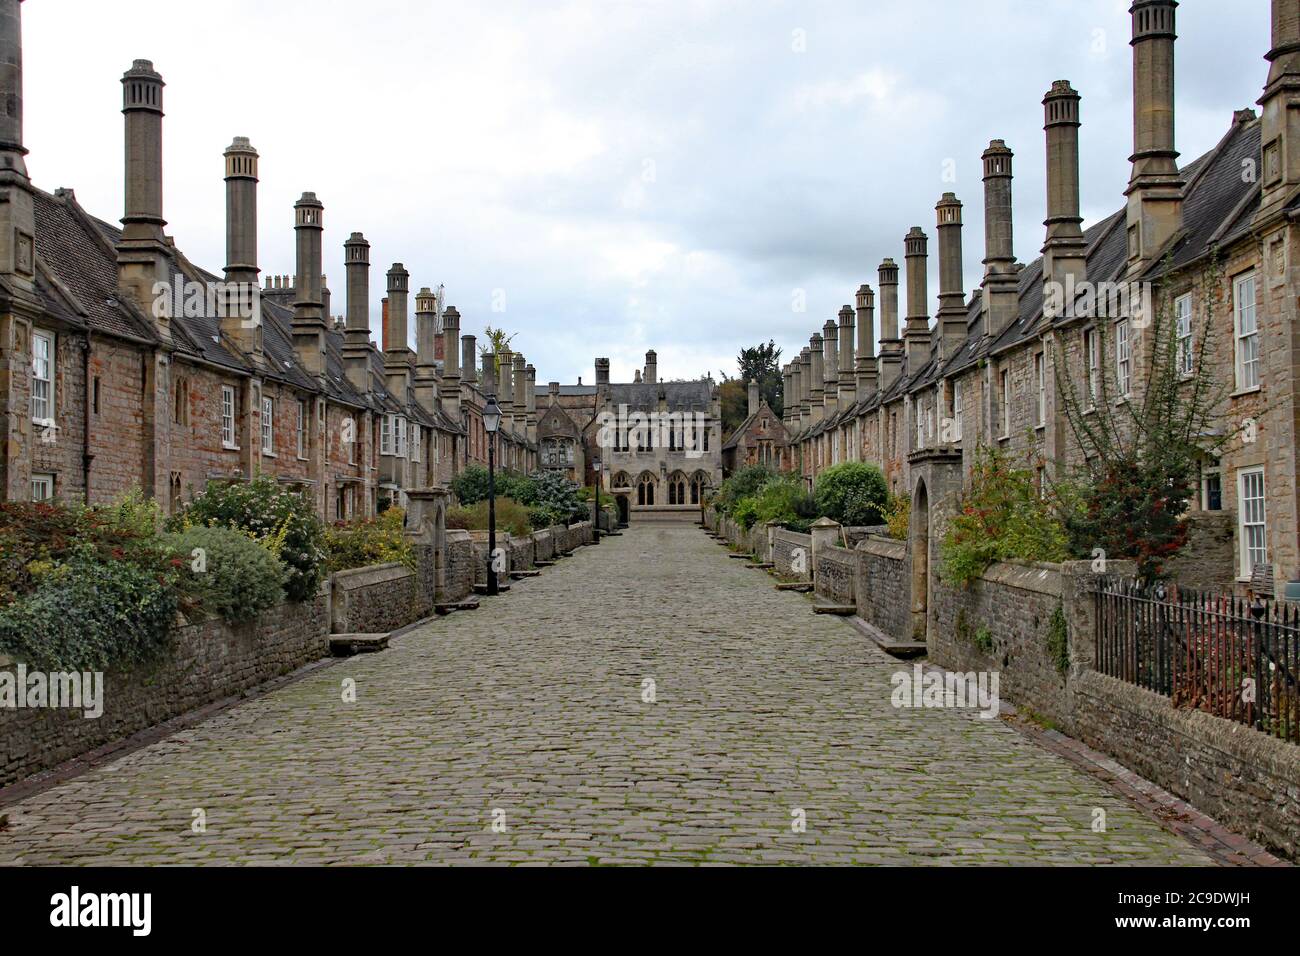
[483,396,502,434]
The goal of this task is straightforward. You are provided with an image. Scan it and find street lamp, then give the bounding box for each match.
[592,457,601,544]
[483,395,502,596]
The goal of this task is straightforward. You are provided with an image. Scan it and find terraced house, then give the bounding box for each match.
[784,0,1300,596]
[0,2,536,521]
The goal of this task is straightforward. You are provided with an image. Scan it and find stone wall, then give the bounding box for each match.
[0,592,329,790]
[445,530,475,601]
[331,562,426,634]
[773,529,811,581]
[1163,511,1237,593]
[814,545,856,605]
[855,535,907,641]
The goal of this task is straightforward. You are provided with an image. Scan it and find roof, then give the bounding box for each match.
[607,380,713,411]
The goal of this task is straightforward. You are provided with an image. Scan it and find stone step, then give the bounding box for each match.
[510,570,542,579]
[329,633,390,656]
[746,562,775,570]
[727,553,751,560]
[472,582,512,595]
[434,600,481,615]
[534,560,557,567]
[812,600,856,616]
[775,582,813,592]
[844,615,928,658]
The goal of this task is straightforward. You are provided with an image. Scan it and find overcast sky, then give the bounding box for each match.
[21,0,1273,385]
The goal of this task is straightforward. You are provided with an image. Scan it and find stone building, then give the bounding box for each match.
[0,0,535,521]
[534,351,724,522]
[784,0,1300,600]
[722,380,791,473]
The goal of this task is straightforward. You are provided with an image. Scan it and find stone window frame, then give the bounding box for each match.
[1232,271,1259,393]
[220,385,238,449]
[1084,327,1100,409]
[998,367,1011,440]
[296,398,310,460]
[1115,318,1132,398]
[1034,351,1046,428]
[30,328,54,426]
[1237,466,1268,581]
[31,472,54,502]
[261,395,275,456]
[1174,293,1194,378]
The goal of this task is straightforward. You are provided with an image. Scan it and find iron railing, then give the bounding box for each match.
[1095,578,1300,744]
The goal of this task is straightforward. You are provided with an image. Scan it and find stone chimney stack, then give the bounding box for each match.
[497,350,515,424]
[981,140,1021,343]
[1126,0,1183,269]
[903,228,931,370]
[0,0,36,317]
[935,193,967,363]
[808,333,825,424]
[223,138,259,286]
[414,286,438,410]
[644,350,657,385]
[781,365,793,426]
[342,232,371,394]
[595,357,610,387]
[525,364,537,443]
[838,304,856,406]
[461,334,477,385]
[1043,81,1088,308]
[512,353,527,429]
[118,59,167,328]
[1257,0,1300,221]
[291,192,327,377]
[822,319,839,416]
[384,264,411,359]
[798,347,812,429]
[878,259,903,391]
[747,379,760,417]
[855,284,878,398]
[480,349,496,397]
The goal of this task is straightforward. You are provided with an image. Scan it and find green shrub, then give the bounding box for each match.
[446,498,533,537]
[324,507,414,574]
[170,474,326,602]
[814,462,888,527]
[451,465,491,505]
[0,555,179,671]
[528,471,582,524]
[732,497,760,530]
[713,465,778,514]
[940,447,1070,587]
[165,526,286,625]
[885,494,910,541]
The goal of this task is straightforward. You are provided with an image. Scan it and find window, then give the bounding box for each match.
[999,369,1010,437]
[951,380,963,442]
[381,415,393,455]
[345,417,357,464]
[1116,319,1132,397]
[637,473,655,506]
[1234,273,1259,391]
[297,399,309,459]
[261,396,274,454]
[31,330,53,424]
[394,417,408,458]
[915,399,925,450]
[1200,460,1222,512]
[173,377,189,426]
[1238,467,1267,578]
[31,473,54,502]
[221,386,237,448]
[411,424,421,463]
[1035,353,1046,426]
[1175,294,1193,377]
[1084,329,1099,407]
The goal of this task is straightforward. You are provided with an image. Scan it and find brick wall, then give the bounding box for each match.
[0,592,329,790]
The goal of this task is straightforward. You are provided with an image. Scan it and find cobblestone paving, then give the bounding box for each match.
[0,525,1212,865]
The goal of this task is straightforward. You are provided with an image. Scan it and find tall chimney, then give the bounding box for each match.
[1258,0,1300,220]
[0,0,35,309]
[384,264,411,359]
[595,357,610,405]
[498,350,515,424]
[512,353,527,429]
[441,305,462,422]
[525,364,537,443]
[1043,81,1088,309]
[118,59,167,326]
[291,192,327,377]
[903,228,931,370]
[798,347,812,428]
[747,380,760,418]
[221,137,261,359]
[414,286,438,410]
[480,349,497,397]
[935,193,967,363]
[1126,0,1183,268]
[781,364,793,425]
[822,319,839,415]
[838,304,855,406]
[461,334,477,385]
[981,141,1021,343]
[855,284,878,398]
[878,260,903,391]
[808,333,825,424]
[342,232,371,394]
[644,349,657,385]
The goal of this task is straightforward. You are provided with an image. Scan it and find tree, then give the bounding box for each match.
[478,326,517,375]
[1052,257,1235,582]
[719,379,747,436]
[736,340,783,416]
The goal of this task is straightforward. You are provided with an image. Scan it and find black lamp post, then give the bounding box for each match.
[592,457,601,544]
[483,395,502,596]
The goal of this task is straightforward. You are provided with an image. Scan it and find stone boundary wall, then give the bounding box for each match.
[773,529,812,581]
[445,531,475,601]
[0,593,329,790]
[814,545,856,605]
[855,535,907,642]
[331,562,427,635]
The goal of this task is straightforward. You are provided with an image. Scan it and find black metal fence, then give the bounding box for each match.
[1095,578,1300,744]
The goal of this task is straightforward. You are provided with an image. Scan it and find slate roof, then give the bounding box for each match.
[608,380,713,411]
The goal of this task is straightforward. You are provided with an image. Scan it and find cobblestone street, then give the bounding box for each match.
[0,525,1212,865]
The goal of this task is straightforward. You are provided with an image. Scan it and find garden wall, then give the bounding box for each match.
[814,545,856,605]
[855,535,907,641]
[331,562,427,634]
[773,529,811,582]
[0,592,329,790]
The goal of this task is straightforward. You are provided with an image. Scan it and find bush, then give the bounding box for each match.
[324,507,414,574]
[528,471,583,524]
[885,494,910,541]
[814,462,888,527]
[0,555,179,671]
[170,474,326,602]
[732,497,760,530]
[165,526,286,625]
[446,498,533,537]
[712,465,778,514]
[940,447,1070,586]
[451,465,491,506]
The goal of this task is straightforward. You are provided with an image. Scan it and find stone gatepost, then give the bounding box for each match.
[809,517,842,586]
[764,520,783,565]
[405,487,448,606]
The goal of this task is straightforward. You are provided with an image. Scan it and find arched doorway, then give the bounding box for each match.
[616,495,630,525]
[911,479,930,643]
